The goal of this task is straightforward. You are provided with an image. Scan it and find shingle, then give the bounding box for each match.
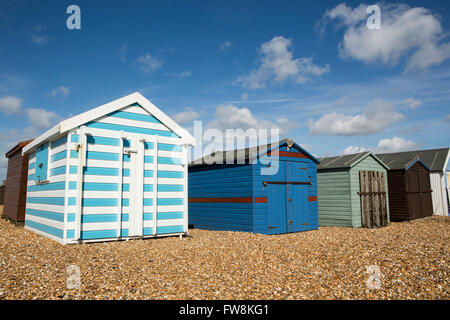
[317,152,371,170]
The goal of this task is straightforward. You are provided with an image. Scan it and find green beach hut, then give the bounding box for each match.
[317,152,390,228]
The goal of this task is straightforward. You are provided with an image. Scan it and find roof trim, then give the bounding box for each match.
[350,152,390,170]
[5,140,34,158]
[264,139,320,164]
[405,158,431,171]
[23,92,195,154]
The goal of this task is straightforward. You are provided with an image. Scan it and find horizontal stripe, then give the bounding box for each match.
[255,197,268,203]
[27,181,65,192]
[143,198,153,206]
[51,150,67,162]
[269,151,309,159]
[28,174,35,181]
[109,110,162,124]
[189,197,253,203]
[82,198,118,207]
[86,121,178,138]
[308,196,318,202]
[50,166,66,176]
[80,229,128,240]
[84,167,119,176]
[29,152,36,159]
[158,157,182,165]
[158,212,183,219]
[51,135,68,148]
[25,220,63,238]
[158,184,183,192]
[29,162,35,170]
[158,143,182,152]
[158,198,183,206]
[157,225,183,234]
[26,209,64,222]
[71,182,119,191]
[158,171,183,178]
[27,197,65,206]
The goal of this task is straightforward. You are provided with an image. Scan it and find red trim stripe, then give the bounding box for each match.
[188,197,268,204]
[268,151,309,159]
[308,196,317,202]
[254,197,268,203]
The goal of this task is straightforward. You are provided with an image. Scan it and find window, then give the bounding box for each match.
[35,142,49,183]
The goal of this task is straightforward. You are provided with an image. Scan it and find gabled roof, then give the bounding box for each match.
[376,148,449,172]
[189,138,319,167]
[317,151,389,171]
[5,140,34,158]
[23,92,195,154]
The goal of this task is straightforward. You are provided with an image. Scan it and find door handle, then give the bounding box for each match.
[288,198,292,203]
[288,220,293,225]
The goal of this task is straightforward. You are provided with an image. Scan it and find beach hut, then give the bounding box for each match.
[22,92,194,244]
[3,140,33,222]
[188,138,320,234]
[375,156,433,221]
[377,148,449,217]
[317,152,390,228]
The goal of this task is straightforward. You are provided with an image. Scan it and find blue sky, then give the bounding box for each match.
[1,0,450,178]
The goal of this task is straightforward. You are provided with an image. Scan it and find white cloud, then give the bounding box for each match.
[51,86,70,98]
[219,41,234,52]
[341,136,420,156]
[137,53,163,73]
[322,3,450,71]
[308,99,404,136]
[341,145,368,155]
[402,97,422,110]
[172,108,200,124]
[235,36,330,89]
[26,108,59,130]
[0,96,22,114]
[31,25,48,45]
[375,136,420,153]
[446,114,450,122]
[208,104,298,136]
[241,92,248,100]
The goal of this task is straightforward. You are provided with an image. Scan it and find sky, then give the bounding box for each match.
[1,0,450,179]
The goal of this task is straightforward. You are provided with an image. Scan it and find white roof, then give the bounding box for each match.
[23,92,195,154]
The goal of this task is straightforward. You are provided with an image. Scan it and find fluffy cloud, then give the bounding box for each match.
[51,86,70,98]
[208,104,298,135]
[376,136,420,153]
[236,36,329,89]
[172,108,200,125]
[402,98,422,110]
[26,108,59,130]
[0,96,22,114]
[341,145,368,155]
[137,53,163,73]
[322,3,450,71]
[219,41,234,52]
[341,136,420,156]
[445,114,450,122]
[308,99,404,136]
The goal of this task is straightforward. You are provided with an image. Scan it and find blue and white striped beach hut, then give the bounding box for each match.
[22,92,195,244]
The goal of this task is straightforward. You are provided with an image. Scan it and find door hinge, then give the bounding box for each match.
[268,226,278,230]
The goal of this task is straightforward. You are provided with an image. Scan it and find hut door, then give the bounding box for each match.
[126,135,145,237]
[359,171,388,228]
[406,168,433,219]
[267,162,287,234]
[286,162,309,232]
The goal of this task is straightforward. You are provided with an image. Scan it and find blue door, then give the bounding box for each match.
[267,161,286,234]
[286,162,309,232]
